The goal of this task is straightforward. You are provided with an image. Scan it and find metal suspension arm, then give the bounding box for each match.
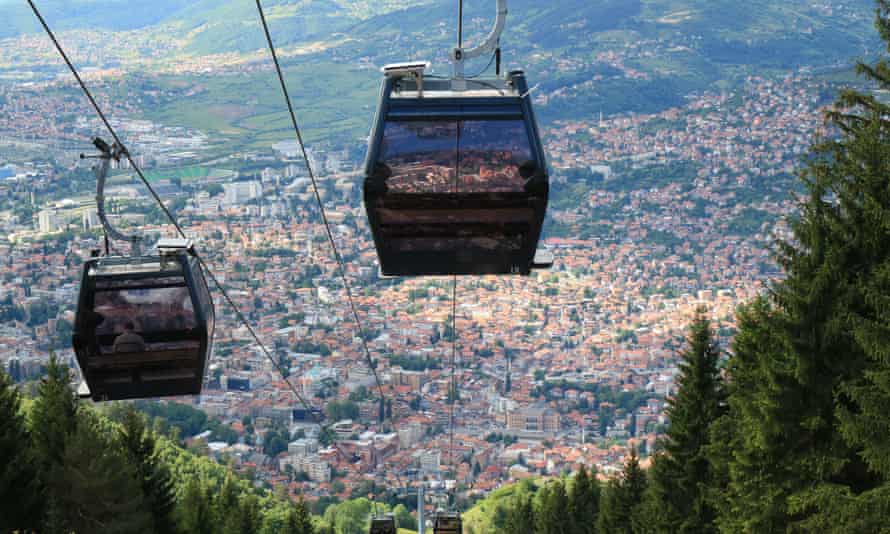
[451,0,507,79]
[82,137,143,254]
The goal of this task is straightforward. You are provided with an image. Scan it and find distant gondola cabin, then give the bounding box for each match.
[433,512,463,534]
[369,516,397,534]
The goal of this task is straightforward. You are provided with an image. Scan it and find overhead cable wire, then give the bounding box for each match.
[254,0,389,423]
[448,275,458,478]
[26,0,350,453]
[458,0,464,48]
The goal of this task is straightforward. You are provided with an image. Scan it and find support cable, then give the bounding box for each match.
[254,0,388,422]
[26,0,357,459]
[458,0,464,48]
[449,275,458,480]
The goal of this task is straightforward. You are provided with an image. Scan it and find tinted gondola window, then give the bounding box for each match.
[458,119,533,193]
[380,119,534,195]
[192,261,214,335]
[380,121,457,193]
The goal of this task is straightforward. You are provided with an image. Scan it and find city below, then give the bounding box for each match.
[0,0,869,515]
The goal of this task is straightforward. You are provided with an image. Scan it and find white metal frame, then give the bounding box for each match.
[450,0,508,83]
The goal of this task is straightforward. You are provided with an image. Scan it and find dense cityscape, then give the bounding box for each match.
[0,0,877,530]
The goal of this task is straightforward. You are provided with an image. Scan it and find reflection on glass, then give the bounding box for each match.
[459,120,533,193]
[380,119,534,194]
[380,121,457,193]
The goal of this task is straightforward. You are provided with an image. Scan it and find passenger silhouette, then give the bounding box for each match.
[113,321,145,354]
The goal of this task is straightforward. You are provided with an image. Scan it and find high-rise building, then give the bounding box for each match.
[37,209,60,233]
[288,438,319,457]
[506,406,560,435]
[82,210,100,231]
[419,450,441,474]
[223,180,262,205]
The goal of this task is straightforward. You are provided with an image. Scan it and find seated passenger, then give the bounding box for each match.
[113,321,146,354]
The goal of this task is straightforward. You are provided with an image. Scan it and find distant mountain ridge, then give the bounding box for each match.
[5,0,879,119]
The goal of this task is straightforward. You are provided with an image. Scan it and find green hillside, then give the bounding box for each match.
[1,356,428,533]
[3,0,880,135]
[0,0,194,37]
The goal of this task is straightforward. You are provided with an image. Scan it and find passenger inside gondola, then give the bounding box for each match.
[113,321,145,353]
[94,284,199,355]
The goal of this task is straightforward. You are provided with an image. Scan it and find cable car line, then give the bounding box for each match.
[196,256,320,420]
[26,1,360,458]
[254,0,389,423]
[448,275,458,483]
[458,0,464,49]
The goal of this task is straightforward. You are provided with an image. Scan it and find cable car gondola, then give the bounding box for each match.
[433,511,463,534]
[363,0,551,276]
[71,138,214,402]
[369,515,397,534]
[73,239,214,401]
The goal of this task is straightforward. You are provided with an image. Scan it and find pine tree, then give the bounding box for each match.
[643,311,725,533]
[49,411,154,533]
[121,406,179,534]
[707,299,794,532]
[597,448,646,534]
[812,2,890,530]
[710,3,890,529]
[536,480,571,534]
[178,477,217,534]
[569,465,599,534]
[31,354,78,471]
[0,368,40,531]
[289,498,316,534]
[504,494,535,534]
[30,354,79,529]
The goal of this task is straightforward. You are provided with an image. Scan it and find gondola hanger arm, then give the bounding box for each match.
[82,137,143,255]
[451,0,507,80]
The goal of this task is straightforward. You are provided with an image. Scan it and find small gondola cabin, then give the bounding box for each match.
[364,67,550,276]
[369,516,397,534]
[433,512,463,534]
[72,239,214,401]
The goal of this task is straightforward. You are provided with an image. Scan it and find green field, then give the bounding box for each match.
[140,61,378,155]
[109,166,236,185]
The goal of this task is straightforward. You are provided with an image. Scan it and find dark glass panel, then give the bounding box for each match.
[458,120,533,193]
[191,261,214,336]
[380,121,457,193]
[93,285,198,355]
[378,208,534,225]
[95,276,184,290]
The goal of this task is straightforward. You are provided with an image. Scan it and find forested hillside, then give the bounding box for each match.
[0,356,320,533]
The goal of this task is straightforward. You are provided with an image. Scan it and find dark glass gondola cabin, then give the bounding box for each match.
[369,516,397,534]
[364,67,550,276]
[433,512,463,534]
[72,239,214,401]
